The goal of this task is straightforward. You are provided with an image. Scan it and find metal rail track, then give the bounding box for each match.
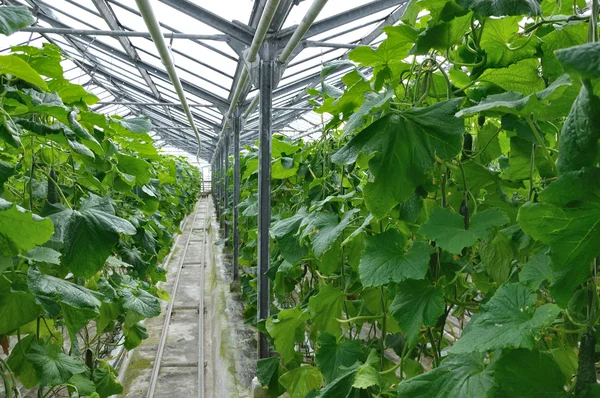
[146,197,208,398]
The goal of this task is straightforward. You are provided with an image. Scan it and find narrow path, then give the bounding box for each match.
[119,197,209,398]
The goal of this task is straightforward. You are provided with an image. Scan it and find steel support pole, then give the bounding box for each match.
[257,43,275,360]
[223,130,230,240]
[233,107,242,282]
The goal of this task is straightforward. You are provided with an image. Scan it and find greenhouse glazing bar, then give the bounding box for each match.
[20,26,229,40]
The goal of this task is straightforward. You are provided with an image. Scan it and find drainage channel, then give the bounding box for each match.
[118,197,208,398]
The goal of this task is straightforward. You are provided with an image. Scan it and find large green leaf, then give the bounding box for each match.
[0,5,34,36]
[0,198,54,256]
[555,42,600,79]
[7,335,38,388]
[266,307,309,363]
[119,287,161,318]
[480,16,539,68]
[358,229,434,287]
[308,285,345,339]
[28,267,101,311]
[309,209,359,257]
[541,23,588,80]
[49,195,136,278]
[518,201,600,305]
[519,249,552,289]
[0,55,48,90]
[0,277,40,334]
[389,280,445,346]
[278,366,323,398]
[111,115,152,134]
[315,333,363,382]
[116,154,152,185]
[450,283,560,353]
[556,82,600,174]
[418,207,509,254]
[397,353,496,397]
[457,0,542,16]
[27,341,87,386]
[413,12,472,54]
[93,361,123,398]
[478,59,545,95]
[315,369,357,398]
[332,99,464,219]
[494,349,566,397]
[349,24,417,67]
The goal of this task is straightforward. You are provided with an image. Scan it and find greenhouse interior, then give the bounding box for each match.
[1,0,600,397]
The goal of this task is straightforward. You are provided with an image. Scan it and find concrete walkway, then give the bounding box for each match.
[118,197,257,398]
[119,198,208,397]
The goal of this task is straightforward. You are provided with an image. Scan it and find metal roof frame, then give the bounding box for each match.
[1,0,408,162]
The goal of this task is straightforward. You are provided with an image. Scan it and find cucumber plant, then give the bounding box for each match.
[231,0,600,396]
[0,6,201,397]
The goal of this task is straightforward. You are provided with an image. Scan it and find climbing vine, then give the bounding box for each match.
[231,0,600,396]
[0,6,201,397]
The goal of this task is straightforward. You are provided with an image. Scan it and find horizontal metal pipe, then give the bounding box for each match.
[96,101,217,108]
[302,40,376,49]
[21,26,229,40]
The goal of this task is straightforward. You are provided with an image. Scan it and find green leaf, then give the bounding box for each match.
[0,5,34,36]
[518,202,600,306]
[349,24,417,67]
[519,249,552,289]
[27,341,87,386]
[397,353,496,397]
[418,207,509,254]
[49,195,136,278]
[266,307,309,363]
[457,0,542,16]
[7,335,38,388]
[413,13,473,54]
[556,83,600,174]
[450,283,560,353]
[494,349,566,397]
[279,366,323,398]
[111,115,152,134]
[70,372,96,396]
[123,321,148,349]
[478,59,545,95]
[353,361,381,389]
[257,356,280,386]
[28,267,101,311]
[541,23,588,81]
[0,274,41,332]
[22,246,61,264]
[117,154,152,185]
[308,285,346,339]
[555,42,600,79]
[0,198,54,256]
[0,55,48,90]
[332,99,464,219]
[479,233,513,284]
[310,209,359,257]
[343,89,393,135]
[389,280,445,346]
[93,361,123,398]
[480,16,539,68]
[315,333,363,382]
[119,288,161,318]
[314,369,357,398]
[359,230,434,287]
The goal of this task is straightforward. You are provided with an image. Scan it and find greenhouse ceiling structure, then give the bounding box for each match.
[0,0,409,165]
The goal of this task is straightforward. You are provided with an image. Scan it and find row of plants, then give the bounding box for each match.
[225,0,600,396]
[0,6,201,397]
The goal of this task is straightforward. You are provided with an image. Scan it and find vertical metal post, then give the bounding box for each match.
[257,42,275,359]
[233,107,241,282]
[223,129,230,240]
